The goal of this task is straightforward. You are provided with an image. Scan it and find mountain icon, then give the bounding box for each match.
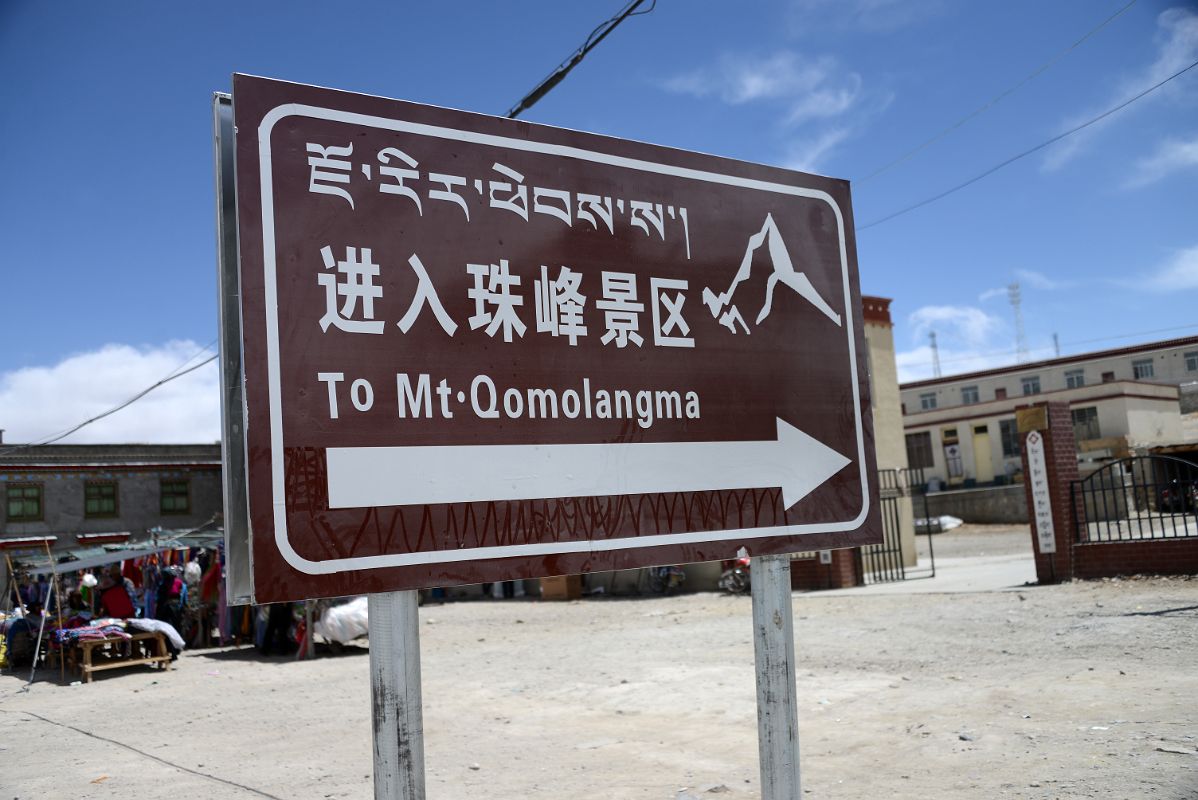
[701,213,842,334]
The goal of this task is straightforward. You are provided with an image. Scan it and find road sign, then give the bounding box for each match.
[1026,431,1057,555]
[229,74,880,602]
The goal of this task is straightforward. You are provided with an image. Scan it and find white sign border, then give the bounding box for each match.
[256,102,871,574]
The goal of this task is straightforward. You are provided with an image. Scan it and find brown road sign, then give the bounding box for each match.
[228,74,880,602]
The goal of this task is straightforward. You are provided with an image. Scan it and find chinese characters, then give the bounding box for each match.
[315,245,696,350]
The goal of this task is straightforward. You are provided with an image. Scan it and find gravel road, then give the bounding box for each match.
[2,526,1196,799]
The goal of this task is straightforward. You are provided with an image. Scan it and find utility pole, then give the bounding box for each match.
[1008,283,1029,363]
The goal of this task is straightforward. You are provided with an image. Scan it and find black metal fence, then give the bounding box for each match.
[1070,455,1198,543]
[858,468,936,584]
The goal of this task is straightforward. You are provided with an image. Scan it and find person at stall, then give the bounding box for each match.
[155,567,183,631]
[4,601,42,668]
[260,603,296,656]
[108,564,137,605]
[97,574,135,619]
[64,590,92,626]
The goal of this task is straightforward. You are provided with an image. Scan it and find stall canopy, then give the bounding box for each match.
[0,526,225,603]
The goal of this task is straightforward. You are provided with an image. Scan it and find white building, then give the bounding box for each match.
[900,336,1198,487]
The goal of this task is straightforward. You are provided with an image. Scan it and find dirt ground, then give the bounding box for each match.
[2,525,1197,799]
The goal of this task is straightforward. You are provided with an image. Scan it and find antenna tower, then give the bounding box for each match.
[1008,282,1029,362]
[929,330,942,378]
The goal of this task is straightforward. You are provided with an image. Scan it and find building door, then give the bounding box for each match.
[941,427,964,483]
[972,424,994,484]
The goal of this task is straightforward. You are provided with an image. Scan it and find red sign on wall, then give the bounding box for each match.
[230,74,880,602]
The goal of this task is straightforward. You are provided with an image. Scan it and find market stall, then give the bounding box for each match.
[1,529,221,683]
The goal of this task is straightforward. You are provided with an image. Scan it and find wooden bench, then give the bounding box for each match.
[71,631,172,683]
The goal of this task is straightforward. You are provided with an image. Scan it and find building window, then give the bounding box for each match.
[84,481,118,519]
[6,483,43,522]
[961,385,979,405]
[1102,371,1115,383]
[1186,351,1198,372]
[995,387,1008,400]
[919,392,937,410]
[1065,369,1085,389]
[1021,376,1041,396]
[1132,359,1154,380]
[1071,406,1101,441]
[160,480,191,515]
[999,419,1020,458]
[905,432,934,469]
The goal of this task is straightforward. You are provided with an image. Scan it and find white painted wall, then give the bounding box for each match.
[903,381,1182,485]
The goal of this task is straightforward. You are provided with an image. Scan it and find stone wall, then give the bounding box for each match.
[923,484,1029,524]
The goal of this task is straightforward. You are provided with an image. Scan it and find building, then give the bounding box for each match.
[861,296,917,567]
[0,443,223,554]
[902,335,1198,416]
[900,336,1198,487]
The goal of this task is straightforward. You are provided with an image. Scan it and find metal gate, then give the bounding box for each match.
[1071,455,1198,543]
[858,468,936,584]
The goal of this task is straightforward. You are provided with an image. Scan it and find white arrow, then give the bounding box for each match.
[325,418,851,512]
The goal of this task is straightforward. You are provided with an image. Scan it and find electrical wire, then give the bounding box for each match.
[506,0,656,118]
[857,0,1139,184]
[858,57,1198,231]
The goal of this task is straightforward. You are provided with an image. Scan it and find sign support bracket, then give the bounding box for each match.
[369,590,426,800]
[751,553,802,799]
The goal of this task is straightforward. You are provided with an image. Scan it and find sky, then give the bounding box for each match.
[1,0,1196,444]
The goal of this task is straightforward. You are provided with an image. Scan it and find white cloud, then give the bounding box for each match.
[662,51,862,124]
[1144,244,1198,291]
[789,0,945,34]
[978,269,1070,301]
[1125,133,1198,188]
[895,344,1019,384]
[907,305,1004,348]
[785,74,863,126]
[1043,8,1198,171]
[897,305,1046,381]
[662,51,871,174]
[784,127,851,173]
[0,341,219,445]
[898,305,1010,380]
[1014,268,1071,291]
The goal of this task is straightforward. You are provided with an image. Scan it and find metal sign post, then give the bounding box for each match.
[751,554,801,799]
[368,591,426,800]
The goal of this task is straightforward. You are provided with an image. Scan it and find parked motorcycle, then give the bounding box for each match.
[718,556,751,594]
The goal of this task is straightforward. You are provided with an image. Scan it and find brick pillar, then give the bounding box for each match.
[790,550,862,590]
[1017,401,1078,583]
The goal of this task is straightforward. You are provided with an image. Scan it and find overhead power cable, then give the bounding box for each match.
[506,0,656,119]
[859,57,1198,231]
[857,0,1139,184]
